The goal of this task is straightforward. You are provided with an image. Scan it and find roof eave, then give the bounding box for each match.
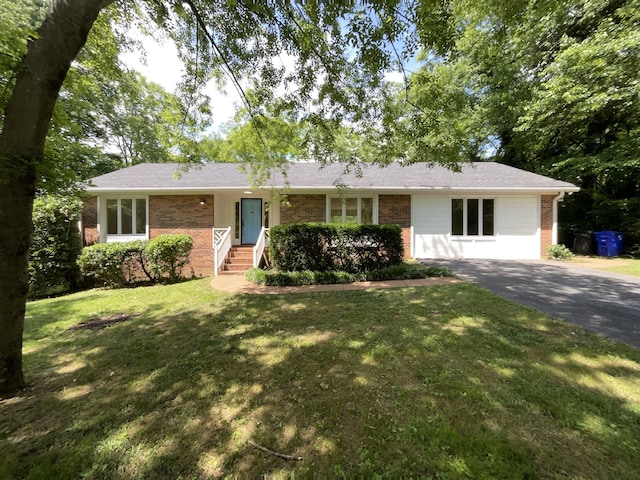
[85,185,580,194]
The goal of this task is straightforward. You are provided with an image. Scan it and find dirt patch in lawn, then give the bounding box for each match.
[573,255,631,269]
[69,313,139,330]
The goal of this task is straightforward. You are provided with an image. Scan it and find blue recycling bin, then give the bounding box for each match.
[594,231,625,257]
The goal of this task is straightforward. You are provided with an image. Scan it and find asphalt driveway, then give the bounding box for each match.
[427,259,640,349]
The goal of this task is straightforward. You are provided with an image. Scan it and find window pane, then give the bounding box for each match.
[361,197,373,224]
[107,199,118,235]
[135,199,146,235]
[345,198,357,223]
[331,197,342,223]
[467,199,479,236]
[235,202,240,238]
[452,199,463,235]
[483,199,494,236]
[120,199,133,234]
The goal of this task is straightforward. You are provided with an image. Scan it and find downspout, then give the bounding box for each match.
[552,192,566,245]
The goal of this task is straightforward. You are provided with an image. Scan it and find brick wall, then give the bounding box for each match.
[149,195,215,276]
[379,195,412,259]
[280,194,326,224]
[82,197,99,245]
[540,195,554,257]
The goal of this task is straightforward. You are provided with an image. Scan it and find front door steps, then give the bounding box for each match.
[219,245,253,274]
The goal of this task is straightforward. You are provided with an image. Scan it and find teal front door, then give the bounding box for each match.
[241,198,262,245]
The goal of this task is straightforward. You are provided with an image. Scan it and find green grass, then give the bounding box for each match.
[2,278,639,478]
[574,256,640,277]
[602,258,640,277]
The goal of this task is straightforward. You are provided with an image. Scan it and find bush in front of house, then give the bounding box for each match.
[245,263,451,287]
[78,240,150,286]
[29,196,84,297]
[144,234,193,281]
[546,244,574,261]
[78,234,193,287]
[269,223,404,273]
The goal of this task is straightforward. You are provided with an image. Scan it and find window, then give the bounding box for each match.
[106,198,147,237]
[235,202,240,239]
[329,197,374,224]
[451,198,494,236]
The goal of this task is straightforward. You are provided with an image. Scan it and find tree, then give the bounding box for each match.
[0,0,422,397]
[29,196,83,297]
[401,0,640,241]
[0,0,114,396]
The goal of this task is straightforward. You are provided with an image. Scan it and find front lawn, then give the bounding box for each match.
[602,258,640,277]
[574,256,640,277]
[2,278,639,478]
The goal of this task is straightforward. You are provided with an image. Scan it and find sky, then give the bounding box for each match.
[121,31,409,136]
[120,33,240,133]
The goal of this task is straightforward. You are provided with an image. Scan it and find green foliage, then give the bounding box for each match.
[402,0,640,241]
[144,234,193,282]
[546,244,574,261]
[28,196,83,297]
[78,234,194,287]
[77,241,149,287]
[245,263,451,287]
[269,223,404,273]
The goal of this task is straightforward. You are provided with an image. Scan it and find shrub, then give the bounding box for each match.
[78,241,149,286]
[144,234,193,282]
[269,223,404,273]
[245,263,451,287]
[546,244,574,261]
[29,196,83,297]
[363,263,451,281]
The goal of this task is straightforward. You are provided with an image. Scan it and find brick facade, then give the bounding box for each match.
[379,195,412,258]
[149,195,215,277]
[540,195,555,257]
[81,197,99,245]
[280,194,326,224]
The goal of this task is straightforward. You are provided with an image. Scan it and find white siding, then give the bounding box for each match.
[412,195,540,260]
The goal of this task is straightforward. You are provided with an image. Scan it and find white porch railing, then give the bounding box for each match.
[212,227,232,276]
[253,227,269,268]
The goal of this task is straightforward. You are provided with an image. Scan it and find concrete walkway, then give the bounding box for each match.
[210,274,460,295]
[428,258,640,349]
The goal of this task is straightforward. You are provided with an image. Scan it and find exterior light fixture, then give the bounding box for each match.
[244,191,252,195]
[199,198,206,205]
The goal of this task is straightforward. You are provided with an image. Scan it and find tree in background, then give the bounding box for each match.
[398,0,640,242]
[29,196,83,297]
[1,0,213,193]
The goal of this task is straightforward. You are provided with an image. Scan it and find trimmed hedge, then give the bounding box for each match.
[145,234,193,281]
[269,223,404,273]
[245,263,451,287]
[78,234,193,287]
[78,240,149,286]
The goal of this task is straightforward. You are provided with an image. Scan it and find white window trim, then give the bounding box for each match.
[101,195,149,242]
[326,195,378,224]
[451,197,496,239]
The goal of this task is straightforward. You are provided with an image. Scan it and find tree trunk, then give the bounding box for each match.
[0,0,114,398]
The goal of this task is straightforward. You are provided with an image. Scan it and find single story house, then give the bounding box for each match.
[81,161,579,276]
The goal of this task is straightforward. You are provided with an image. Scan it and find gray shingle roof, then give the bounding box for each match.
[85,162,579,192]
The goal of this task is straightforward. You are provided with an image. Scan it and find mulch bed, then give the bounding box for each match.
[69,313,139,331]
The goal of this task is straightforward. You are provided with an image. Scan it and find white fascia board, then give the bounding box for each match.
[85,185,580,195]
[86,187,260,195]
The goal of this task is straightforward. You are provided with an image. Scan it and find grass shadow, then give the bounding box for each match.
[1,279,639,478]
